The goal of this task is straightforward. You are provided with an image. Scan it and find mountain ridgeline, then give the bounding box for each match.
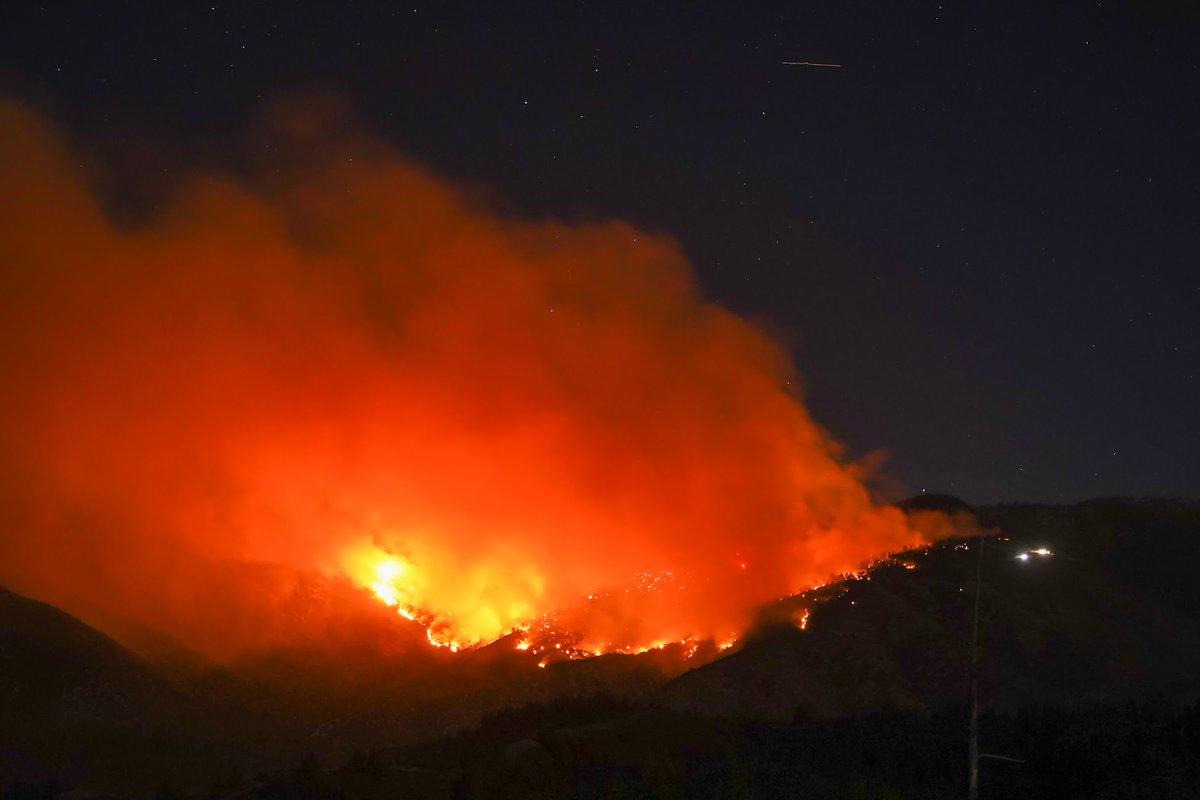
[2,497,1199,797]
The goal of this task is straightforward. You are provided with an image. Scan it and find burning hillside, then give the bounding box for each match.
[0,98,935,661]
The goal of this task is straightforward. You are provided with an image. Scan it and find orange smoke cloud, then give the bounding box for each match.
[0,98,927,660]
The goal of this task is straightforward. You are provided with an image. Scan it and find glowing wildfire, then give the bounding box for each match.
[0,97,946,661]
[343,540,742,655]
[343,539,935,656]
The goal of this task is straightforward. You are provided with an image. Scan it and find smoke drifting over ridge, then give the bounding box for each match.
[0,99,929,660]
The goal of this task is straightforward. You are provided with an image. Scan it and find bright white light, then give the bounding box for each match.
[1016,547,1053,561]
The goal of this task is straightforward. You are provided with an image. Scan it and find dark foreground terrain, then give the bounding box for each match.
[6,696,1200,799]
[3,498,1199,798]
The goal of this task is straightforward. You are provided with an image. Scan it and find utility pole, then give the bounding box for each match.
[968,531,986,800]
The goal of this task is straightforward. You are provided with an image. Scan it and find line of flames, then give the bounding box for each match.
[359,536,1049,660]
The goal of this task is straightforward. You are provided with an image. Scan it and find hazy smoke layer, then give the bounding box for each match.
[0,99,927,659]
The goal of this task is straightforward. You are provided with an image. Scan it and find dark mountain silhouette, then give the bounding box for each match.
[0,586,178,723]
[3,498,1200,795]
[896,492,974,514]
[657,498,1200,720]
[0,585,698,791]
[0,587,198,788]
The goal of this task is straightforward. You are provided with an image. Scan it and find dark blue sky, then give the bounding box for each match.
[3,1,1197,503]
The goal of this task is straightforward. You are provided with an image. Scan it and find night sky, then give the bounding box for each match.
[3,2,1197,503]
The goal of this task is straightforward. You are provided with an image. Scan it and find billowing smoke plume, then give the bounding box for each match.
[0,99,929,661]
